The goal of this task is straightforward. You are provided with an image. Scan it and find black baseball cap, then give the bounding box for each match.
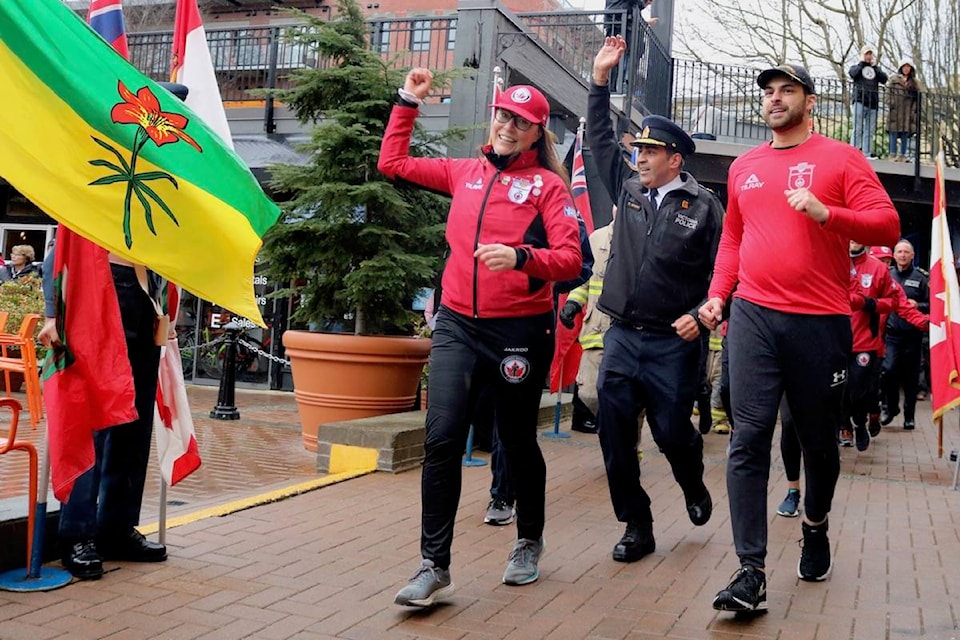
[757,63,816,95]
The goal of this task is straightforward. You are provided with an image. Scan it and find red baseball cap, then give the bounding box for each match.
[870,245,893,260]
[490,85,550,127]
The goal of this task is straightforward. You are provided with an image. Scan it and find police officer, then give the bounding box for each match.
[882,239,929,430]
[587,36,724,564]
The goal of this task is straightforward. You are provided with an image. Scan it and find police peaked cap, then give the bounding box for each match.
[158,82,190,102]
[631,115,696,157]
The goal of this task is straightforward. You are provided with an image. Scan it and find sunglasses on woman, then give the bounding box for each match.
[494,108,535,132]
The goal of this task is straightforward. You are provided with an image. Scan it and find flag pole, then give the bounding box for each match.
[159,479,167,545]
[0,431,72,591]
[543,362,571,439]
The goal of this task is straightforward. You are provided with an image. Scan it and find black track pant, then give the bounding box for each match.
[420,306,554,569]
[726,299,850,569]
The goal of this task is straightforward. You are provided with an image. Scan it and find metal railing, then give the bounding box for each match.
[129,17,457,103]
[671,59,960,167]
[127,12,960,167]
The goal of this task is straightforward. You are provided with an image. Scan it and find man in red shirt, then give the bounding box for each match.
[700,63,900,613]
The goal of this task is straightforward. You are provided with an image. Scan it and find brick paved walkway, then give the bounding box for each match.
[2,389,960,639]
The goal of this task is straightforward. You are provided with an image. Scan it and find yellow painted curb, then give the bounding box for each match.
[139,448,379,535]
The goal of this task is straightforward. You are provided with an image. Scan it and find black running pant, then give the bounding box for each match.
[420,306,554,569]
[726,300,850,569]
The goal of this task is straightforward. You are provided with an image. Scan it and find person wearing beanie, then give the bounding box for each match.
[849,44,888,158]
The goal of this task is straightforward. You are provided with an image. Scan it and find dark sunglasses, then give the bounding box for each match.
[494,108,535,131]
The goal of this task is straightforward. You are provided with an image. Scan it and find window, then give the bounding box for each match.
[446,19,457,51]
[376,22,391,54]
[411,20,430,52]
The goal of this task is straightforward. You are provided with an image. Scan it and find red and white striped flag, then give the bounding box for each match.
[929,151,960,452]
[170,0,233,148]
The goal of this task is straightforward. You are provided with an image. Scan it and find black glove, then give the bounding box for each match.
[559,300,582,329]
[862,297,877,313]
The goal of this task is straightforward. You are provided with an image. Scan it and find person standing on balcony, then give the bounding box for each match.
[849,44,888,159]
[886,59,920,162]
[587,36,724,566]
[379,68,582,608]
[700,62,900,614]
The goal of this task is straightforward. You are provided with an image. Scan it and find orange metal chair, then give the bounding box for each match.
[0,398,38,571]
[0,314,43,429]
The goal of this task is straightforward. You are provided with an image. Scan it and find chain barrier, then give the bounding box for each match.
[178,336,227,353]
[238,337,291,366]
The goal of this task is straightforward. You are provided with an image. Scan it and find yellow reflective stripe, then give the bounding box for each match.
[579,334,604,349]
[568,286,589,306]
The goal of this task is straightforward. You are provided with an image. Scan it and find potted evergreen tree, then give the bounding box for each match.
[264,0,450,451]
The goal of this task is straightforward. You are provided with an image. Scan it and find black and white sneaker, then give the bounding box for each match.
[798,519,832,581]
[713,566,767,612]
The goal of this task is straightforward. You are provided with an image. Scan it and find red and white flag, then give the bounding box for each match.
[929,151,960,436]
[154,284,201,485]
[170,0,233,148]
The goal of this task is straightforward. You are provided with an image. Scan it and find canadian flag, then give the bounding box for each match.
[170,0,233,148]
[928,151,960,434]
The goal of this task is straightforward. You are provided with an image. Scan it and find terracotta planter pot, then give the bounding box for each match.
[282,331,432,451]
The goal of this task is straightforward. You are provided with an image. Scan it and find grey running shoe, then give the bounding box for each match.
[798,519,832,581]
[502,537,545,586]
[776,489,800,517]
[712,565,767,612]
[394,559,454,607]
[484,498,515,526]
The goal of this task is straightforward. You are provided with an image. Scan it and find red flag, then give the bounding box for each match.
[87,0,128,58]
[549,293,583,393]
[42,229,137,502]
[929,151,960,423]
[571,119,594,233]
[548,120,592,393]
[171,0,234,148]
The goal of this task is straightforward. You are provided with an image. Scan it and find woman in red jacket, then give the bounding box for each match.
[379,68,582,608]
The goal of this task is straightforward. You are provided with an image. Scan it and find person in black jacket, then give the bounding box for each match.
[587,35,724,565]
[881,239,929,430]
[849,44,888,159]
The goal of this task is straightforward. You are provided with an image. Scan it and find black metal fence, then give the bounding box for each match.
[127,12,960,166]
[129,17,457,103]
[671,59,960,166]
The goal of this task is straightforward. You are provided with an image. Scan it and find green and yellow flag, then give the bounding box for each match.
[0,0,280,324]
